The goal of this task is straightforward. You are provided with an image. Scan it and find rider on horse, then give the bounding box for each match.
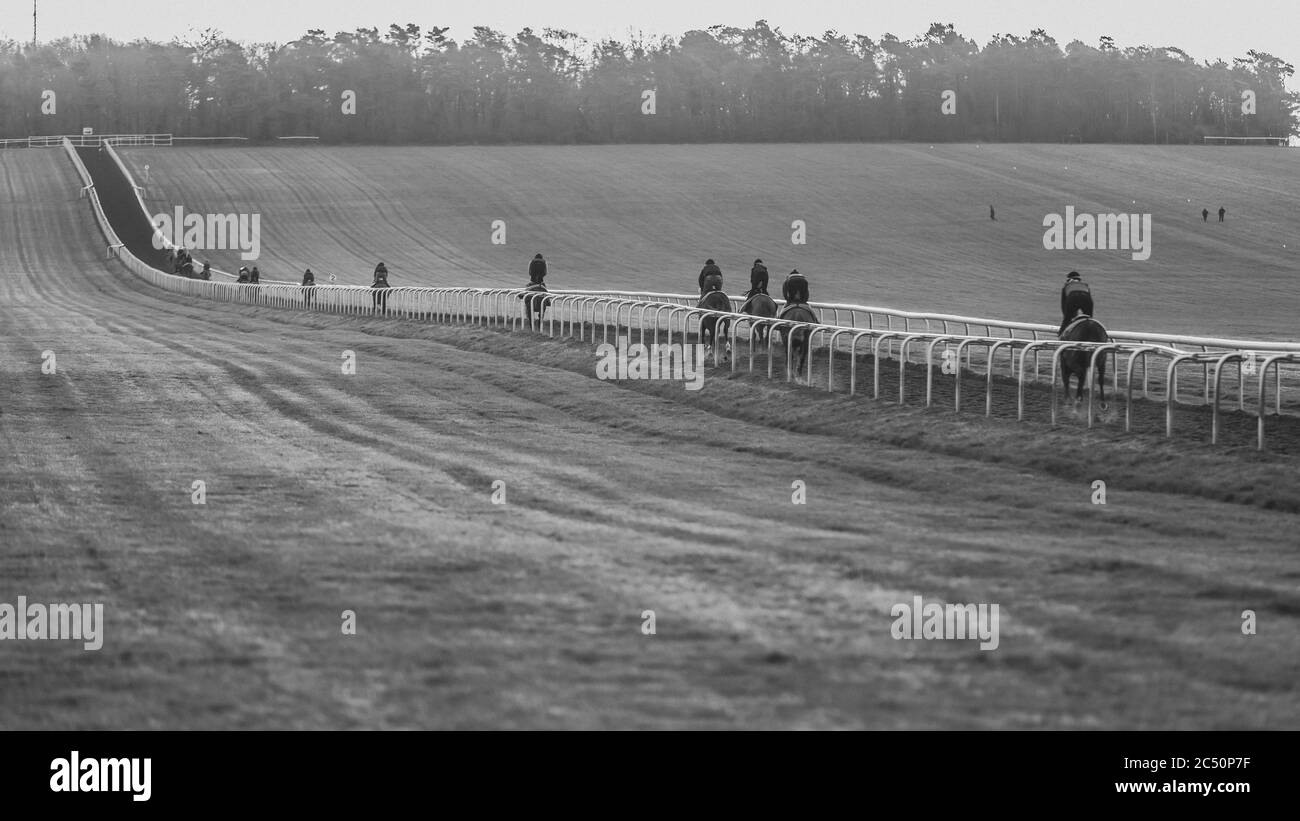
[1059,270,1093,336]
[372,262,391,312]
[301,268,316,306]
[698,259,723,296]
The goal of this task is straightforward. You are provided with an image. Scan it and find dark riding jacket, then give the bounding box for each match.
[749,263,769,296]
[529,257,547,284]
[1061,279,1090,314]
[782,274,809,304]
[698,263,722,292]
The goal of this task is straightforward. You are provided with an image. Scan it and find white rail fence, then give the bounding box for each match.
[4,133,173,148]
[63,138,1300,450]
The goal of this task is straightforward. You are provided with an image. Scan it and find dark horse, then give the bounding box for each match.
[519,282,553,330]
[697,290,733,363]
[777,302,819,380]
[372,280,391,314]
[1059,314,1110,410]
[741,291,778,345]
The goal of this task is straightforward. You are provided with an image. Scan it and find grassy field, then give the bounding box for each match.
[2,146,1298,729]
[124,143,1300,340]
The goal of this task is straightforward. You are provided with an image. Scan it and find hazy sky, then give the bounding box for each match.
[3,1,1297,69]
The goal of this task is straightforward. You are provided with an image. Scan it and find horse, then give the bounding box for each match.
[519,282,553,330]
[697,289,733,364]
[740,291,778,345]
[372,279,390,314]
[1058,314,1110,411]
[776,302,819,381]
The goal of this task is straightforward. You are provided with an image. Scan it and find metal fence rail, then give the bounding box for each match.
[5,133,173,149]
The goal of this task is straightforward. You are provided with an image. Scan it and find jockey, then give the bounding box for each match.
[528,254,547,285]
[199,262,211,281]
[373,262,389,287]
[1059,270,1093,335]
[236,266,250,283]
[249,266,260,284]
[301,268,315,286]
[782,269,809,304]
[698,259,723,295]
[747,259,769,299]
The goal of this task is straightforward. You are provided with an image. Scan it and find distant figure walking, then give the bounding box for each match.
[747,259,769,298]
[698,258,723,296]
[372,262,391,314]
[1202,208,1209,223]
[1059,270,1094,336]
[989,205,996,221]
[529,253,547,285]
[302,268,316,306]
[1218,206,1226,223]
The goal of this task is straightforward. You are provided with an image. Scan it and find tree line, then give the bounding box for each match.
[0,21,1295,144]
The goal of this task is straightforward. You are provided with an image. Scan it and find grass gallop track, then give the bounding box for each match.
[1,149,1296,729]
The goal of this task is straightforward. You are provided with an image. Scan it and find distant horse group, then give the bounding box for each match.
[693,285,816,378]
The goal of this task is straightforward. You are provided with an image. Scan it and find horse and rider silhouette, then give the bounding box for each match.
[696,259,732,363]
[741,259,778,344]
[371,262,391,314]
[519,253,554,329]
[1057,271,1110,411]
[776,270,817,380]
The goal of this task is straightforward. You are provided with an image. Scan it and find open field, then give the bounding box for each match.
[1,146,1298,729]
[125,144,1300,339]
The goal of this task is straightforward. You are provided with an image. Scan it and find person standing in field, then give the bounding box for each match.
[747,259,769,298]
[1218,206,1226,222]
[989,205,996,221]
[1202,208,1209,223]
[698,259,723,295]
[1059,270,1094,335]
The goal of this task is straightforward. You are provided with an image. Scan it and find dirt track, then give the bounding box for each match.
[2,150,1299,729]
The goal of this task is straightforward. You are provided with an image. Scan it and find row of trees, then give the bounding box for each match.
[0,22,1295,143]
